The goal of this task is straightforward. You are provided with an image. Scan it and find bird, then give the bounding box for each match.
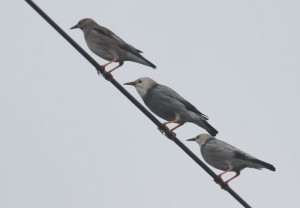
[70,18,156,74]
[187,134,276,184]
[124,77,218,136]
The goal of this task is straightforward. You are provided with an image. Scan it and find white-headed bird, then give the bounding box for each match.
[187,134,276,184]
[124,77,218,136]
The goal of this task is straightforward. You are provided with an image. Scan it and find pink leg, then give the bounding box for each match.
[224,172,240,184]
[169,123,183,132]
[106,63,122,74]
[162,120,178,126]
[218,167,233,178]
[97,59,117,76]
[101,59,117,68]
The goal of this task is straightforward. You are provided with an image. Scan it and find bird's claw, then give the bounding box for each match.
[214,176,228,189]
[165,131,176,140]
[157,127,176,140]
[102,71,113,81]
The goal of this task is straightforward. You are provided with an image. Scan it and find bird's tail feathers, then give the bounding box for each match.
[196,119,218,136]
[251,158,276,171]
[129,53,156,69]
[140,56,156,69]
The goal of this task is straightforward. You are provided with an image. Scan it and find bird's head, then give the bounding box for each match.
[70,18,97,31]
[124,77,157,97]
[187,134,213,146]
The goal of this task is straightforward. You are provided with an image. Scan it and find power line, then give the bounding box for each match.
[24,1,251,207]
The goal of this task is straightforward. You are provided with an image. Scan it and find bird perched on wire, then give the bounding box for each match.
[187,134,276,184]
[124,77,218,136]
[70,18,156,75]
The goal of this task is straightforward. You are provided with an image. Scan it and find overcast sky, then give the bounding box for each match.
[2,0,300,207]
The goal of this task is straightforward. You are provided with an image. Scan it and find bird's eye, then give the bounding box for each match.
[138,80,142,83]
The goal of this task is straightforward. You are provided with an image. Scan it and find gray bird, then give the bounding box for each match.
[187,134,276,184]
[70,18,156,74]
[124,77,218,136]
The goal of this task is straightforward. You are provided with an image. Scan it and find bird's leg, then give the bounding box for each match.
[101,61,124,80]
[164,114,182,133]
[107,60,124,73]
[169,123,184,132]
[214,167,234,188]
[218,167,233,179]
[160,120,180,138]
[101,59,116,68]
[97,59,118,76]
[162,119,178,126]
[106,63,121,74]
[158,120,178,138]
[224,171,240,184]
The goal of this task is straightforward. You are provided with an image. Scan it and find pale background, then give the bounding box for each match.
[1,0,299,207]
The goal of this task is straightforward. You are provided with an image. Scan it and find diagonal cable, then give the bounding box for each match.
[24,1,251,207]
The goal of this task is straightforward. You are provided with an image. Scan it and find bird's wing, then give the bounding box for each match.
[92,26,143,55]
[233,145,276,171]
[157,85,209,119]
[110,32,143,54]
[234,150,256,161]
[91,26,114,41]
[208,139,258,162]
[203,139,237,158]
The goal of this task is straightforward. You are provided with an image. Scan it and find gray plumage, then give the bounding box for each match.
[70,18,156,70]
[124,77,218,136]
[187,134,275,183]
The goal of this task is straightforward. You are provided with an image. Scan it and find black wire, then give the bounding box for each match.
[24,1,251,207]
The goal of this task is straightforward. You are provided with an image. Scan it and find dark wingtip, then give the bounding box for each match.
[209,130,218,137]
[260,160,276,171]
[203,120,218,136]
[269,165,276,172]
[254,158,276,171]
[145,59,156,69]
[150,63,157,69]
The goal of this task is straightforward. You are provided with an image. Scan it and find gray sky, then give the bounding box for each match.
[1,0,300,207]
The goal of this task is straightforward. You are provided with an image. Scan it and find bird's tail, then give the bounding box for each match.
[129,52,156,69]
[139,55,156,69]
[251,158,276,171]
[195,119,218,136]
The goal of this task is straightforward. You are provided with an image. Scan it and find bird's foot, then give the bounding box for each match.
[97,63,106,76]
[102,71,114,81]
[97,63,113,81]
[165,131,176,140]
[157,126,176,140]
[214,176,229,189]
[165,125,177,139]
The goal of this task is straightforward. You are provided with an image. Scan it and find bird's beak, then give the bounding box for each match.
[124,81,136,86]
[186,138,196,141]
[70,24,79,29]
